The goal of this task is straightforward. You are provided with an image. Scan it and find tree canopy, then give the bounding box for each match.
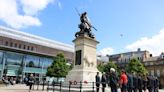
[126,58,147,75]
[97,61,118,73]
[46,53,71,77]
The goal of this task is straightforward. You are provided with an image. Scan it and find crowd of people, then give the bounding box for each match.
[2,76,21,86]
[95,68,159,92]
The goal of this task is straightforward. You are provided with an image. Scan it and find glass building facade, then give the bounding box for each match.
[0,50,53,81]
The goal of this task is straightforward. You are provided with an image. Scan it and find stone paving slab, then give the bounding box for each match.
[0,84,164,92]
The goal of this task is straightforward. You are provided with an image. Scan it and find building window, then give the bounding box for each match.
[27,46,30,50]
[157,70,160,77]
[9,42,12,46]
[5,41,8,46]
[14,43,17,47]
[150,62,153,65]
[23,45,26,49]
[19,44,21,48]
[151,70,154,76]
[31,47,34,51]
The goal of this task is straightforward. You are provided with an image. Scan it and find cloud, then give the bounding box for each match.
[57,1,62,9]
[0,0,54,29]
[98,47,114,56]
[126,29,164,56]
[20,0,54,16]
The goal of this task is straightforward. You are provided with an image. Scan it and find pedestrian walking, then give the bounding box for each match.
[119,70,128,92]
[109,68,118,92]
[28,74,35,92]
[95,72,101,92]
[101,72,107,92]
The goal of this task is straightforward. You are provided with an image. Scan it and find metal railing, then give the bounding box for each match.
[32,81,106,92]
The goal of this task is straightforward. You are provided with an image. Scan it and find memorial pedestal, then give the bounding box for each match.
[64,34,99,91]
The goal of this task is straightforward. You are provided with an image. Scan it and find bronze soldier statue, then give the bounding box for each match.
[75,12,95,38]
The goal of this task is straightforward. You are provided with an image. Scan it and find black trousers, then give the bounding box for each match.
[29,83,33,90]
[102,87,105,92]
[96,84,100,92]
[127,87,132,92]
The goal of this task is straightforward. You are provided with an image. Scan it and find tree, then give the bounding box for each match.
[46,53,70,78]
[97,61,118,73]
[126,58,147,75]
[104,61,118,73]
[97,63,104,72]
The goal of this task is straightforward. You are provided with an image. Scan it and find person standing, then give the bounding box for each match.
[28,74,35,92]
[119,70,128,92]
[132,72,138,92]
[147,75,154,92]
[95,72,100,92]
[143,75,148,92]
[127,72,133,92]
[101,72,107,92]
[138,74,143,92]
[154,77,159,92]
[109,68,118,92]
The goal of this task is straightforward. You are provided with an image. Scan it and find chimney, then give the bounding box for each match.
[137,48,141,52]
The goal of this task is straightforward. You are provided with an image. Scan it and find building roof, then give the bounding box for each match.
[0,26,74,52]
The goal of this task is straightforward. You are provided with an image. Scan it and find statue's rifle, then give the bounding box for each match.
[75,8,98,31]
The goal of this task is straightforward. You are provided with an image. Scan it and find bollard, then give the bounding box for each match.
[42,80,45,91]
[92,82,94,92]
[60,81,62,92]
[32,81,35,90]
[47,81,49,92]
[37,81,39,90]
[80,81,82,92]
[53,81,55,92]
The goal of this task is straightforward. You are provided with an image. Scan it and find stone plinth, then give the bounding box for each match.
[65,34,99,88]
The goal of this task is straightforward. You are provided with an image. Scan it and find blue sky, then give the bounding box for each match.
[1,0,164,56]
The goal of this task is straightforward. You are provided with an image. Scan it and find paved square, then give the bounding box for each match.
[0,84,164,92]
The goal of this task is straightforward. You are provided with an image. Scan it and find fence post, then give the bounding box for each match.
[32,81,35,90]
[53,81,55,92]
[92,82,94,92]
[37,81,39,90]
[42,80,45,91]
[80,81,82,92]
[60,81,62,92]
[69,82,71,92]
[47,81,49,92]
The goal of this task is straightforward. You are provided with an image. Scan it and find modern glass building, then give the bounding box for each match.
[0,26,74,81]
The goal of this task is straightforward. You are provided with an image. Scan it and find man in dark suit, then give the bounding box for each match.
[147,75,154,92]
[127,72,133,92]
[109,68,118,92]
[101,72,107,92]
[95,72,100,92]
[132,72,138,92]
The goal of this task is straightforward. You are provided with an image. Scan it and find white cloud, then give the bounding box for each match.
[20,0,54,15]
[126,29,164,56]
[98,47,114,56]
[57,1,62,9]
[0,0,54,29]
